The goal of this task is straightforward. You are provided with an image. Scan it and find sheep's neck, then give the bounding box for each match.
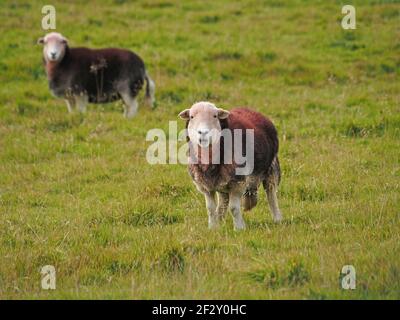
[45,61,59,80]
[193,143,221,170]
[44,47,70,80]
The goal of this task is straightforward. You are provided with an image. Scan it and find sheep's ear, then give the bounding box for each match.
[178,109,190,120]
[37,37,45,45]
[218,108,230,119]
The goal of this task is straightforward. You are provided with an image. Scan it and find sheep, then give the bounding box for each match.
[37,32,155,118]
[178,101,282,230]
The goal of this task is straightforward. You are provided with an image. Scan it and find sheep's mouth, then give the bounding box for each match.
[198,137,211,147]
[47,56,59,62]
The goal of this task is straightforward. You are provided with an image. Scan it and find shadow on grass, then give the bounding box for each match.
[246,215,311,230]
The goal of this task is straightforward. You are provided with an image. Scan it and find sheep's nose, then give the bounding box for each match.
[198,129,209,136]
[50,52,56,58]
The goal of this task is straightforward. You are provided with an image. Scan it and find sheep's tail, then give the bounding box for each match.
[242,188,258,211]
[144,71,156,108]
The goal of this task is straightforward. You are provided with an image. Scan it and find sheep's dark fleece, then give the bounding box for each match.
[221,108,279,178]
[46,46,148,103]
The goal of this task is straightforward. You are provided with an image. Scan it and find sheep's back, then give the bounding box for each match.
[225,108,278,176]
[70,47,145,71]
[53,47,145,102]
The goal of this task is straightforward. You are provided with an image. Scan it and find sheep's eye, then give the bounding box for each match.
[213,115,217,118]
[190,116,194,119]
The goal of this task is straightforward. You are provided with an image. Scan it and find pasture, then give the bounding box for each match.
[0,0,399,299]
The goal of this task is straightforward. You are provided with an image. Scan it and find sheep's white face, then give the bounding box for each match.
[179,102,230,148]
[38,32,68,62]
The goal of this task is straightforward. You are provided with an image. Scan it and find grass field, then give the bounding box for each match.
[0,0,399,299]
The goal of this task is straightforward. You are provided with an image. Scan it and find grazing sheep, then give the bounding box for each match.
[37,32,155,118]
[179,101,282,230]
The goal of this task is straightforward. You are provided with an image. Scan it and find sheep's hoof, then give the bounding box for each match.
[124,112,137,119]
[208,220,220,230]
[234,221,246,231]
[273,214,283,223]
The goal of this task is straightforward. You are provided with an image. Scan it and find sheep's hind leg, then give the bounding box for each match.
[263,157,282,223]
[204,191,218,229]
[229,192,246,230]
[75,94,88,113]
[120,92,138,119]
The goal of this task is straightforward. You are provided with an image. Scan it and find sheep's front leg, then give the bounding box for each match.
[75,94,88,113]
[229,192,246,230]
[216,192,229,220]
[65,98,75,113]
[204,191,218,229]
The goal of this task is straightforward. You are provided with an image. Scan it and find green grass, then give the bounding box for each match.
[0,0,399,299]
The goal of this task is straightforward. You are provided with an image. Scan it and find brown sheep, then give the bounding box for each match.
[179,101,282,230]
